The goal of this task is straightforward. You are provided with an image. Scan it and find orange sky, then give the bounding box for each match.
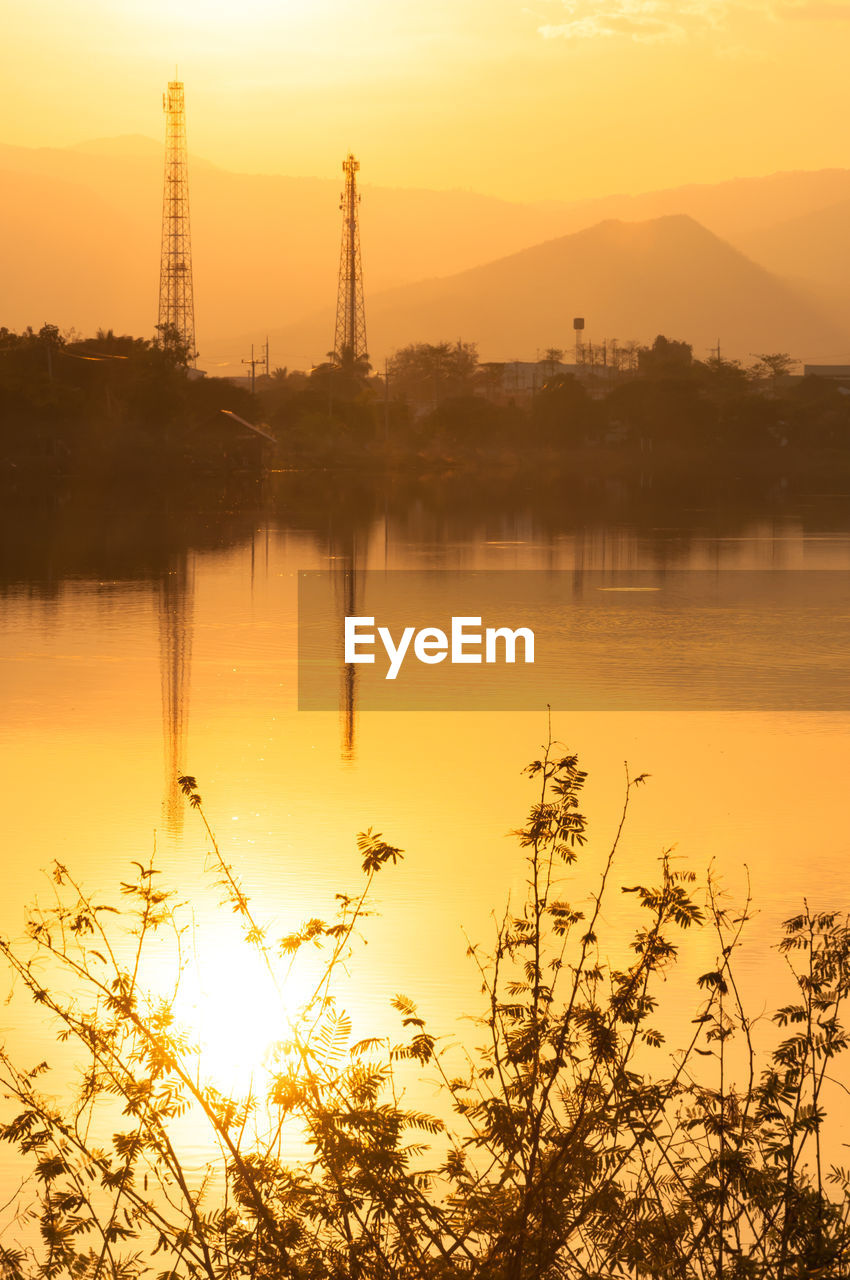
[3,0,849,200]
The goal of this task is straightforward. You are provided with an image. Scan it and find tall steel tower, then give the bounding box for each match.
[157,79,197,364]
[333,154,367,365]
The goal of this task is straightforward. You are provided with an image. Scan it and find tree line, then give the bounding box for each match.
[3,325,850,479]
[260,337,849,465]
[0,326,257,481]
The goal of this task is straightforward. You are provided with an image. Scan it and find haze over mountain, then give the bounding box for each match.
[550,170,850,245]
[220,216,848,369]
[0,137,574,353]
[2,136,850,369]
[736,199,850,334]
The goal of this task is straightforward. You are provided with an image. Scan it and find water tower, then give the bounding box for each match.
[573,317,585,365]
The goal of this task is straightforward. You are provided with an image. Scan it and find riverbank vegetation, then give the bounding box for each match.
[0,326,259,481]
[258,336,850,470]
[2,745,850,1277]
[3,325,850,483]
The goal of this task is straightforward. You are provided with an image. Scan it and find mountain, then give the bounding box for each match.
[2,136,849,366]
[736,199,850,332]
[0,138,575,346]
[243,215,848,368]
[550,169,850,244]
[69,134,172,159]
[0,167,153,338]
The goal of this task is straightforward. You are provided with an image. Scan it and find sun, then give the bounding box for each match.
[170,928,317,1097]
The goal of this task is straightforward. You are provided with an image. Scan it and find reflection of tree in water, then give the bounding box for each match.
[6,468,850,776]
[158,555,194,836]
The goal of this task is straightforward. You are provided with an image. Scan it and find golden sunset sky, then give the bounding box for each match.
[3,0,848,200]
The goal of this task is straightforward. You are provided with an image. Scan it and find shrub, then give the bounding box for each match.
[1,744,850,1278]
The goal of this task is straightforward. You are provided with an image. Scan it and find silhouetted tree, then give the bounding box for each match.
[3,745,850,1277]
[750,352,797,395]
[154,321,195,367]
[387,340,478,409]
[638,334,694,378]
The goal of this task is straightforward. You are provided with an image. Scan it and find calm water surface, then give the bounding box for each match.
[1,476,849,1171]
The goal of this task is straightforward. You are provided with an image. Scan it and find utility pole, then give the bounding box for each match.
[242,343,264,394]
[157,77,197,365]
[333,154,368,366]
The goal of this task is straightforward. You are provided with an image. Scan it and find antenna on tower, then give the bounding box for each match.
[333,154,368,367]
[157,78,197,366]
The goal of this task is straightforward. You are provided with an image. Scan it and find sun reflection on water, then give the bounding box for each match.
[163,921,321,1099]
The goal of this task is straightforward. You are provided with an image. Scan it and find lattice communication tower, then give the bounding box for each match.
[157,80,197,364]
[333,154,367,365]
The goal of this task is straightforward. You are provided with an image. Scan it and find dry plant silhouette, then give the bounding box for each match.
[1,739,850,1278]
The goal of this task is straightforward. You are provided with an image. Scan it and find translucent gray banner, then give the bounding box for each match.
[298,570,850,711]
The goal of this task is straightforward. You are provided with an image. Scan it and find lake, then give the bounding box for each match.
[1,468,849,1152]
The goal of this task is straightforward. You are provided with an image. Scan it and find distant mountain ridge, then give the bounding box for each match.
[0,137,574,344]
[548,169,850,242]
[1,136,849,365]
[225,213,847,368]
[736,198,850,327]
[69,134,169,158]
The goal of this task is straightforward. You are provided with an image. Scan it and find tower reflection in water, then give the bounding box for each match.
[158,553,194,836]
[332,530,359,765]
[155,513,367,829]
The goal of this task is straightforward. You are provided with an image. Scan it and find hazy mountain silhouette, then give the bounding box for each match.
[247,215,848,366]
[0,137,573,349]
[553,169,850,243]
[2,136,849,366]
[0,165,153,337]
[69,134,173,159]
[736,199,850,328]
